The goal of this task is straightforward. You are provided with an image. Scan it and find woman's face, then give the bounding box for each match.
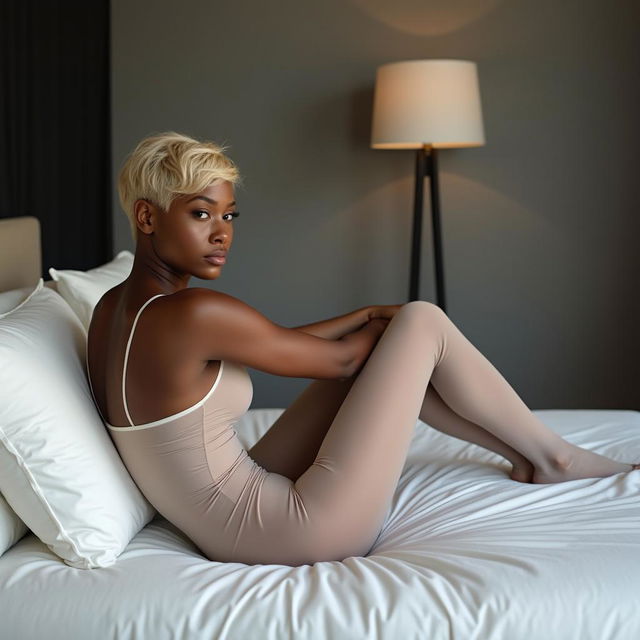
[147,180,238,280]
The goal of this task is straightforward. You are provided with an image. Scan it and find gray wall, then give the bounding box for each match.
[112,0,640,410]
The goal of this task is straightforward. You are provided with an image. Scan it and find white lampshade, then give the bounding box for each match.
[371,59,485,149]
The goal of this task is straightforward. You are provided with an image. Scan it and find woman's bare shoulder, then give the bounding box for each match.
[177,286,240,304]
[95,285,225,314]
[175,287,252,317]
[90,286,251,342]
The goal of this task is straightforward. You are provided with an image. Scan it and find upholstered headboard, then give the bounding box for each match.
[0,216,57,293]
[0,216,41,291]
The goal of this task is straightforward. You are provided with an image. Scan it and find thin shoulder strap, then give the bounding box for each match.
[122,294,166,426]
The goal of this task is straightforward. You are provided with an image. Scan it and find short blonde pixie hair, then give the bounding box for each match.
[117,131,242,241]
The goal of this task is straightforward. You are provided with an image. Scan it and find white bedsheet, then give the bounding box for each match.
[1,408,639,640]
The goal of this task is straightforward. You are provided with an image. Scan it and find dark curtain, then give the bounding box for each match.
[0,0,112,276]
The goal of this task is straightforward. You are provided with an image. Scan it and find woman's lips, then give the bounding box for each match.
[205,255,226,265]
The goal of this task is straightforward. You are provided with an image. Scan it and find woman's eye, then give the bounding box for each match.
[192,210,240,221]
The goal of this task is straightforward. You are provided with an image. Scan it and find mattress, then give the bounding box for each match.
[1,408,639,640]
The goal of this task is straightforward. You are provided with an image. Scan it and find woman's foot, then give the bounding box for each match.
[531,443,638,484]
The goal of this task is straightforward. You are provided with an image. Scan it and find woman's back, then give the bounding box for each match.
[87,285,228,428]
[86,285,260,563]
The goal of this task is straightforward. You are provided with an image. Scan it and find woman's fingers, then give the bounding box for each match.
[370,304,404,320]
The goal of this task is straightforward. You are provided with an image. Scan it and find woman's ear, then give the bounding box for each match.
[133,199,156,235]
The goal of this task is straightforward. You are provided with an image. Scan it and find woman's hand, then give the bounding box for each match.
[367,304,404,321]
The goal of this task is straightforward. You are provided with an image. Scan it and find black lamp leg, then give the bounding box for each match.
[428,148,447,314]
[409,146,447,313]
[409,148,425,303]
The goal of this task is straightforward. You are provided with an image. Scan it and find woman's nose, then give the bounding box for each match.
[210,227,230,244]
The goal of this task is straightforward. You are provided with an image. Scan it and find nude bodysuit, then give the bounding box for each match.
[86,294,287,564]
[88,295,555,566]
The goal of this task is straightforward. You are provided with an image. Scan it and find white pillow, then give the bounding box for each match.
[0,493,29,556]
[49,250,134,330]
[0,282,42,315]
[0,278,156,568]
[0,285,37,556]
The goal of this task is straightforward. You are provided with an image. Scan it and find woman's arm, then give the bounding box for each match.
[292,304,404,340]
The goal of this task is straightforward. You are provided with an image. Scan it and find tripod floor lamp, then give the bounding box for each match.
[371,59,486,312]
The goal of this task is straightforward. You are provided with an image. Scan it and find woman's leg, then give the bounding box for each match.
[417,305,636,483]
[250,376,535,483]
[248,376,357,482]
[290,301,454,559]
[252,301,635,490]
[293,301,635,558]
[419,383,535,482]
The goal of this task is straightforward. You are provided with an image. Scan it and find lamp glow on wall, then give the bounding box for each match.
[371,59,486,312]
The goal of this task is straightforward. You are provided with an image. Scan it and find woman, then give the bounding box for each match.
[86,131,638,567]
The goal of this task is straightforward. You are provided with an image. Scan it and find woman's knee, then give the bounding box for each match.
[402,299,443,312]
[397,300,447,324]
[391,301,448,364]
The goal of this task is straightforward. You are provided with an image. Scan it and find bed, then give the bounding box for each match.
[0,215,638,640]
